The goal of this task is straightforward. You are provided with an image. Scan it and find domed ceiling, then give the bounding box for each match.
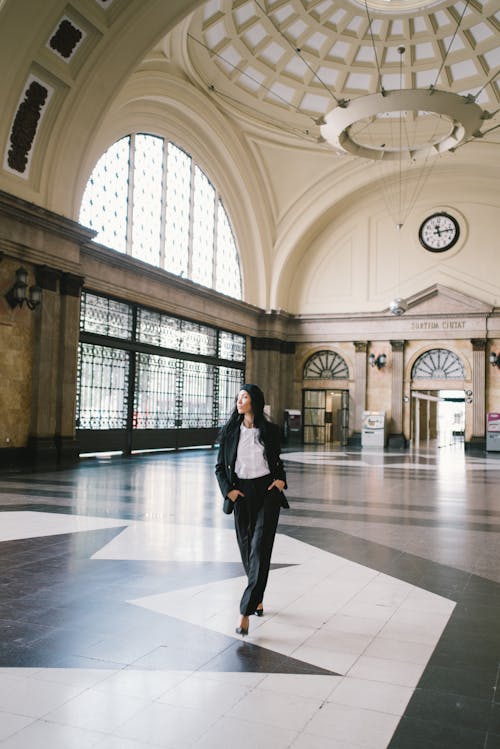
[184,0,500,150]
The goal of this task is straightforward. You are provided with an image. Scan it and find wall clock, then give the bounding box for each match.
[418,212,460,252]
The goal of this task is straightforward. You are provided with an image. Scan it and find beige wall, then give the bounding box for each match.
[286,174,500,316]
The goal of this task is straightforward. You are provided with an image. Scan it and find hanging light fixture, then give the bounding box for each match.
[320,0,490,233]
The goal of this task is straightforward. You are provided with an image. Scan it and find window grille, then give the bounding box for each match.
[134,353,177,429]
[412,349,465,379]
[76,343,130,429]
[218,330,246,362]
[80,293,133,339]
[182,360,215,428]
[77,291,245,433]
[304,350,349,379]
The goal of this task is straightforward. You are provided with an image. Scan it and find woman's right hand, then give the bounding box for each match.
[227,489,244,503]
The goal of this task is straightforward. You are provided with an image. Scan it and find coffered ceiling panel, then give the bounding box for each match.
[184,0,500,147]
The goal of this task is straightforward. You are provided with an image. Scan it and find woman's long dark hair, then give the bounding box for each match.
[218,390,272,446]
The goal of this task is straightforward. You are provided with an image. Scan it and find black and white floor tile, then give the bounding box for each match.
[0,446,499,748]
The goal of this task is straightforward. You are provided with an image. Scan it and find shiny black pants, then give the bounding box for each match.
[233,474,281,617]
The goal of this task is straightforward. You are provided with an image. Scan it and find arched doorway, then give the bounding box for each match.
[411,349,466,448]
[302,351,350,446]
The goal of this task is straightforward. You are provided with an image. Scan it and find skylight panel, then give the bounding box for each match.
[416,68,439,87]
[469,23,494,44]
[414,42,435,61]
[315,65,339,87]
[266,81,296,104]
[305,31,329,52]
[260,41,286,65]
[239,66,266,91]
[242,22,267,49]
[346,72,371,91]
[356,46,376,63]
[449,59,477,82]
[283,57,308,78]
[300,92,330,113]
[329,40,351,60]
[286,19,309,41]
[482,46,500,72]
[233,1,257,27]
[204,20,226,49]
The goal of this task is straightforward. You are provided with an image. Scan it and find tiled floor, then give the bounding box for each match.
[0,445,499,748]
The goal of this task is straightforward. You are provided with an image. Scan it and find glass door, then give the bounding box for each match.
[340,389,349,447]
[303,390,326,444]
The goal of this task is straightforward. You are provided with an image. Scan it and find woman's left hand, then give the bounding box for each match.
[268,479,285,493]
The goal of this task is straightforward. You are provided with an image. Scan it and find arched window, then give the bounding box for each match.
[412,349,465,379]
[304,350,349,379]
[79,134,242,299]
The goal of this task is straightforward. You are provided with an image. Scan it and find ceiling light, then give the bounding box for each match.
[320,88,486,161]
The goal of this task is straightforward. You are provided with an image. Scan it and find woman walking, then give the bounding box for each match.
[216,384,288,636]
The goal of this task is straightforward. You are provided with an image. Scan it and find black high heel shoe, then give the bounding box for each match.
[236,616,249,636]
[254,606,264,617]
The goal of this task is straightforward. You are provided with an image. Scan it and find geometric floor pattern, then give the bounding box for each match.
[0,445,499,748]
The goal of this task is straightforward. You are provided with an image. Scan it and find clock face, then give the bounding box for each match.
[419,212,460,252]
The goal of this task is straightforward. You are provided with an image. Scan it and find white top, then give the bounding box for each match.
[235,423,270,479]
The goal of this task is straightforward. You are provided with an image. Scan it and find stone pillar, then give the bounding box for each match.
[249,337,295,433]
[388,340,407,448]
[28,266,85,467]
[28,265,61,466]
[468,338,487,452]
[350,341,367,447]
[56,273,85,465]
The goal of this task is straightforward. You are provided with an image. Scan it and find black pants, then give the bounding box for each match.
[233,474,281,616]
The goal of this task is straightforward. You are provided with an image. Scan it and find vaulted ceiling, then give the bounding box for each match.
[1,0,499,312]
[183,0,500,149]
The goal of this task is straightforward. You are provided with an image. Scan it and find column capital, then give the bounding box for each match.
[60,273,85,297]
[35,264,61,291]
[354,341,368,353]
[390,340,405,352]
[471,338,487,352]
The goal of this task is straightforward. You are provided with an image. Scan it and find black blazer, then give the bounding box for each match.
[215,420,289,509]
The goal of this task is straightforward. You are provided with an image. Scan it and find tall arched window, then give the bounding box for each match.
[79,134,242,299]
[412,349,465,379]
[304,350,349,379]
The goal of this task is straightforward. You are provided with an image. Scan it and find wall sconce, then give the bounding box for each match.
[369,353,387,369]
[489,352,500,368]
[5,267,42,310]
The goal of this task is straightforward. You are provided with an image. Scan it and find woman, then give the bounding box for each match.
[215,384,289,636]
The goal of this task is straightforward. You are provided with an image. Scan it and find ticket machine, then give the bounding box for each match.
[361,411,386,448]
[486,413,500,451]
[284,409,302,444]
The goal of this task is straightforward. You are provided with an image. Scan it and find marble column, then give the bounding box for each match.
[350,341,367,446]
[388,340,407,448]
[469,338,487,452]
